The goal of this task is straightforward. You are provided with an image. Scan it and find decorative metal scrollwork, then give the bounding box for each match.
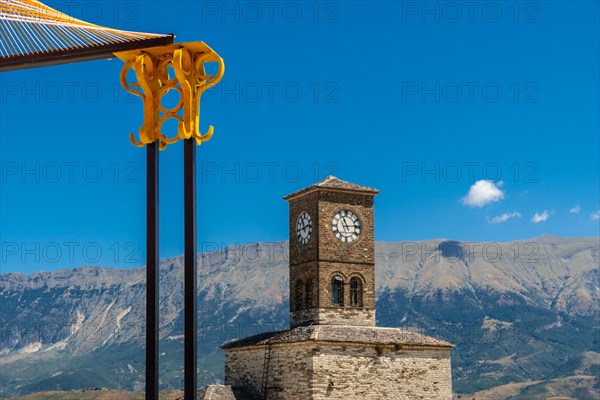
[115,42,225,149]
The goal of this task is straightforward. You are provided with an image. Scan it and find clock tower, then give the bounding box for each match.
[220,175,453,400]
[283,176,380,328]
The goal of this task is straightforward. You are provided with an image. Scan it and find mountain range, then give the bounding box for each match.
[1,236,598,399]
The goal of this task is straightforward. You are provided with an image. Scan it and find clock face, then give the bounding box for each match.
[296,211,312,245]
[332,210,361,243]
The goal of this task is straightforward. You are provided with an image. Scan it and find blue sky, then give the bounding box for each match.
[1,1,599,273]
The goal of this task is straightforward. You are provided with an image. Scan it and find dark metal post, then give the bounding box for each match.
[146,141,159,400]
[184,138,197,400]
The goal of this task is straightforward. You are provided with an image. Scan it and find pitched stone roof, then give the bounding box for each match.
[221,325,453,350]
[283,176,379,200]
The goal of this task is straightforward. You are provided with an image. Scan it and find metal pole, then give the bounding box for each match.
[146,141,159,400]
[184,138,197,400]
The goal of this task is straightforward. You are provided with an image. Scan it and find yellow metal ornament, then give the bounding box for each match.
[115,42,224,149]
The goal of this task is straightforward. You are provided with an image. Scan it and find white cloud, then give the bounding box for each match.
[462,180,505,207]
[489,211,521,224]
[569,205,581,214]
[591,211,600,220]
[531,210,550,223]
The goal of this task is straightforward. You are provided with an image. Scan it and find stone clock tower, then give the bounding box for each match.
[218,177,453,400]
[284,176,379,327]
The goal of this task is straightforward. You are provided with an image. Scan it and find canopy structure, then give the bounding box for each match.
[2,4,225,400]
[0,0,174,71]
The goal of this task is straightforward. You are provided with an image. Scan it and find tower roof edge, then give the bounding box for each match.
[283,176,380,201]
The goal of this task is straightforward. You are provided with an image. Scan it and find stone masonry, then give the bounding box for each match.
[285,178,379,328]
[222,325,453,400]
[219,177,453,400]
[224,344,452,400]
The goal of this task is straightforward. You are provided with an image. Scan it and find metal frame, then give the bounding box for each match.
[146,141,160,399]
[2,15,223,395]
[0,35,174,72]
[184,138,198,399]
[115,42,224,400]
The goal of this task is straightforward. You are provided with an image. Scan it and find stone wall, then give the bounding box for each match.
[224,343,313,399]
[288,194,319,266]
[290,261,376,327]
[312,308,375,326]
[316,191,376,265]
[287,190,376,267]
[312,344,452,399]
[314,262,375,324]
[287,188,377,327]
[224,342,452,400]
[291,307,375,328]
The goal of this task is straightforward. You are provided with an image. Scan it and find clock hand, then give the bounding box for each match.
[341,219,350,231]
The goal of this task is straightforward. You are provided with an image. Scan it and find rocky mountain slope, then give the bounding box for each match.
[2,388,183,400]
[1,236,598,398]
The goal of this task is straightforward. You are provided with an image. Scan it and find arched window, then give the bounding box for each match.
[295,279,305,310]
[305,279,313,308]
[331,276,344,306]
[350,278,363,307]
